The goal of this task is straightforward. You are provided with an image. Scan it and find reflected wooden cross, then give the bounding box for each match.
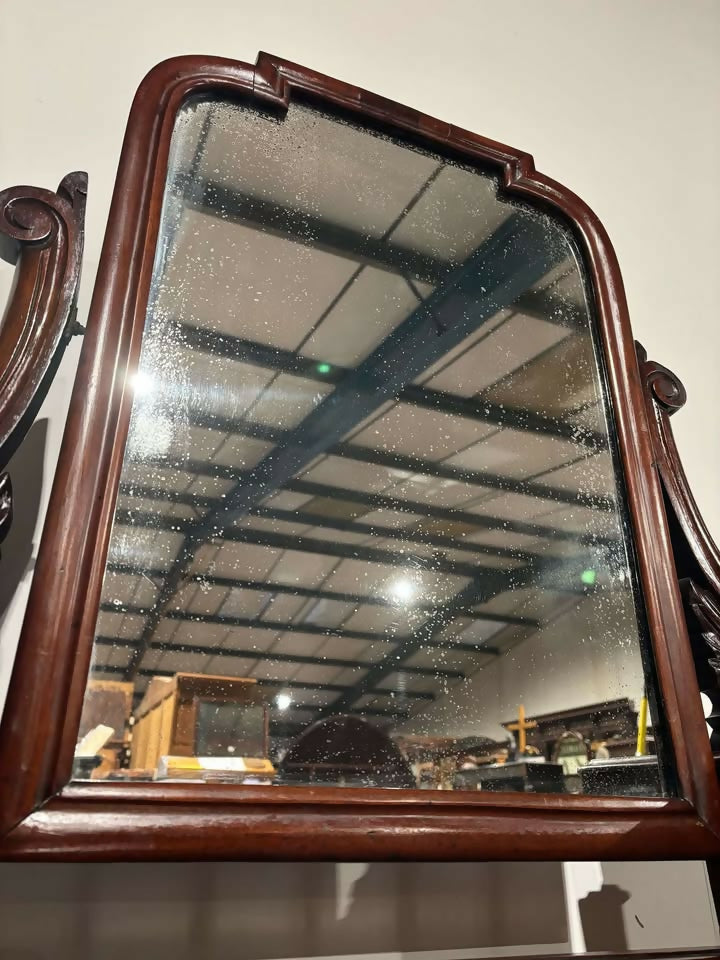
[507,704,537,755]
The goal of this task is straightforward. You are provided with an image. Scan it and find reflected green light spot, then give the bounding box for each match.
[581,568,597,586]
[316,362,332,375]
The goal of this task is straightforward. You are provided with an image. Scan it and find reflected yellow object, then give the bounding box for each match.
[156,755,275,781]
[636,695,649,756]
[507,704,538,755]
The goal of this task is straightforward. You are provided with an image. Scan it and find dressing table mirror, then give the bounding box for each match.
[0,53,718,863]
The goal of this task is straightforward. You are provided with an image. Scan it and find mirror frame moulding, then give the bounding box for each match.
[0,52,719,862]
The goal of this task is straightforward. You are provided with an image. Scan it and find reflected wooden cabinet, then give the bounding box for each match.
[0,53,719,866]
[131,673,273,780]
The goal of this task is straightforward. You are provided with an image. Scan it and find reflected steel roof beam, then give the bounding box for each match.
[120,465,614,549]
[315,551,574,720]
[99,604,503,657]
[111,505,606,599]
[96,650,434,699]
[184,178,451,287]
[286,479,615,550]
[177,322,606,456]
[106,560,539,629]
[94,634,468,679]
[140,400,610,513]
[118,481,541,563]
[401,383,602,449]
[112,508,520,581]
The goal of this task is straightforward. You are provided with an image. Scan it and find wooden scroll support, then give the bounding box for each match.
[638,343,720,918]
[637,342,720,695]
[0,171,87,555]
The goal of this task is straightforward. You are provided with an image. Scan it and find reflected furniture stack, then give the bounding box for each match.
[131,672,274,781]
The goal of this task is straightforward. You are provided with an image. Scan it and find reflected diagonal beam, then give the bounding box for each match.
[178,323,606,453]
[184,177,585,332]
[315,553,570,719]
[125,212,567,680]
[195,212,571,533]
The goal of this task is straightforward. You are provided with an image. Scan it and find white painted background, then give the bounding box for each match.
[400,595,647,741]
[0,1,719,956]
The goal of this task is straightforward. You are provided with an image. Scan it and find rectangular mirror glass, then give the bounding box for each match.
[75,95,667,797]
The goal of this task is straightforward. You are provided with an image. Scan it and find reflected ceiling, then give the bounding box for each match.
[85,97,643,759]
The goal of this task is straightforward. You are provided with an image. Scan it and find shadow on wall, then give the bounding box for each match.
[0,422,671,960]
[0,419,46,625]
[579,884,630,952]
[0,421,643,960]
[316,862,567,956]
[0,861,568,960]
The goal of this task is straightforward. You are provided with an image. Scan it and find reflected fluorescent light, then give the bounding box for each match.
[275,693,292,711]
[388,576,418,605]
[132,370,154,396]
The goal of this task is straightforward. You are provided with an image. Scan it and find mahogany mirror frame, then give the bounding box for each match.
[1,52,719,862]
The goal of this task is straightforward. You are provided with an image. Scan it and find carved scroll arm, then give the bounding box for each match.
[638,342,720,706]
[0,172,87,473]
[637,342,720,596]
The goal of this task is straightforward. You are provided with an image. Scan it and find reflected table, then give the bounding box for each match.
[472,760,565,794]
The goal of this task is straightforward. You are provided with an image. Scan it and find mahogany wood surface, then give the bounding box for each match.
[637,344,720,598]
[0,172,87,470]
[0,172,87,569]
[1,53,719,861]
[2,786,714,861]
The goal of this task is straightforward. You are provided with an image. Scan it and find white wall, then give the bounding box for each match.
[1,1,719,956]
[400,593,647,742]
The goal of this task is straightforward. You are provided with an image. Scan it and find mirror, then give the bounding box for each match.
[75,95,665,796]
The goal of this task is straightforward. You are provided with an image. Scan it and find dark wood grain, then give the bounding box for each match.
[2,785,716,861]
[637,343,720,597]
[0,53,717,861]
[636,343,720,909]
[636,344,720,833]
[0,172,87,471]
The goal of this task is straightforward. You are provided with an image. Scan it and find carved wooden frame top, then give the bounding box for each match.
[0,53,719,861]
